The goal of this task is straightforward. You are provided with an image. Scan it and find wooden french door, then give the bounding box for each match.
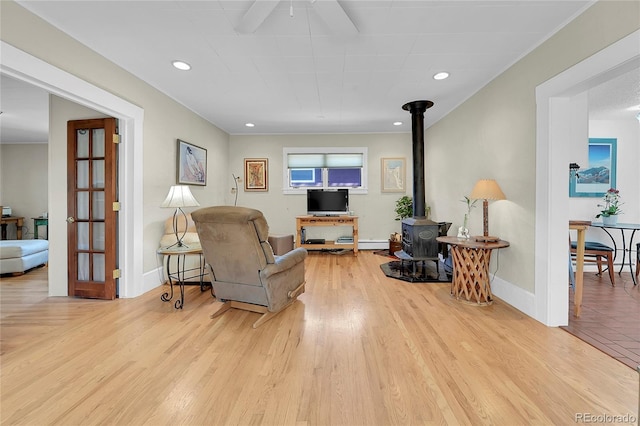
[67,118,118,299]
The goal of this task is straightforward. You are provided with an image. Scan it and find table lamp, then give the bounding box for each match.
[470,179,506,242]
[161,185,200,248]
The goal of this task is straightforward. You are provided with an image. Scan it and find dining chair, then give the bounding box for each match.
[570,240,615,286]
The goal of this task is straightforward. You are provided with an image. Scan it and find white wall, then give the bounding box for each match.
[569,118,640,256]
[0,143,48,239]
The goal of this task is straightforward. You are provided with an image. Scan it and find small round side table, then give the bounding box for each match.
[157,243,210,309]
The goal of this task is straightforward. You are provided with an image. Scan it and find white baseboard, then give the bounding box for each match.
[141,266,164,295]
[490,276,536,320]
[357,239,389,250]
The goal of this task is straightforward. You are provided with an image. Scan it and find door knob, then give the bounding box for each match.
[66,217,75,223]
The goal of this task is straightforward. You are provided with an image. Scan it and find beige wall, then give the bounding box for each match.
[426,0,639,293]
[1,0,638,305]
[0,143,48,239]
[1,1,230,293]
[232,0,640,300]
[229,133,418,242]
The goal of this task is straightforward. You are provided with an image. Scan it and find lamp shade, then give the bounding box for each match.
[160,185,200,208]
[470,179,506,201]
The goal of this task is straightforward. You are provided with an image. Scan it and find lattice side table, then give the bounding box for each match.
[436,236,510,306]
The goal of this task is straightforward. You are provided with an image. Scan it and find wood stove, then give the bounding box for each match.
[397,100,440,260]
[381,100,451,282]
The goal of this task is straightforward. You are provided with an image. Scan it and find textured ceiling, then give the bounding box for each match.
[588,67,640,121]
[1,0,637,144]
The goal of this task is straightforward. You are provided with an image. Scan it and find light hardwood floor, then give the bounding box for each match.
[1,252,637,425]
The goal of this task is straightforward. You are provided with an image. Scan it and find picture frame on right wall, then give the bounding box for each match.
[570,138,617,198]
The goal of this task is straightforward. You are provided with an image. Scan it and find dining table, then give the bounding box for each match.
[591,222,639,286]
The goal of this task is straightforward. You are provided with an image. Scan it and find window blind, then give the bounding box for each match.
[287,153,363,168]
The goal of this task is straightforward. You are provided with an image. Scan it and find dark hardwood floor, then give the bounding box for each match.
[563,269,640,369]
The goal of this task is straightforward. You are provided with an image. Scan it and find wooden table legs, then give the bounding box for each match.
[0,217,24,240]
[571,224,587,317]
[450,245,496,305]
[437,236,510,306]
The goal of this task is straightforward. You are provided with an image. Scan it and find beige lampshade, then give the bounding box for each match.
[470,179,506,201]
[160,185,200,208]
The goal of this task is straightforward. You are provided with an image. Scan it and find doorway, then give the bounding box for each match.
[1,41,144,298]
[535,30,640,326]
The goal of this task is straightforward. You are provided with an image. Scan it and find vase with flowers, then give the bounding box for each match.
[457,196,477,239]
[595,188,623,225]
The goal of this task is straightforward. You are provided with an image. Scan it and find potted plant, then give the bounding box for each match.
[394,195,431,221]
[595,188,623,225]
[394,195,413,221]
[457,196,477,239]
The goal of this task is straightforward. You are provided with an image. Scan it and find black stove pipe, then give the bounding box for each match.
[402,100,433,219]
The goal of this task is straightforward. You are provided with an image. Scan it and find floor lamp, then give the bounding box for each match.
[470,179,506,243]
[161,185,200,248]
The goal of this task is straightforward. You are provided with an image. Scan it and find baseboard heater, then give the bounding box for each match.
[297,240,388,249]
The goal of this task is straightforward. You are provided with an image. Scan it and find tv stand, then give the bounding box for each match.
[296,215,358,255]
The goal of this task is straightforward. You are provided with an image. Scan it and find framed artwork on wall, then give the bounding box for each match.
[569,138,617,198]
[381,157,406,193]
[177,139,207,186]
[244,158,268,192]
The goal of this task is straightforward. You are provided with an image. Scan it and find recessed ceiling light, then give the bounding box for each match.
[393,121,403,126]
[433,72,449,80]
[172,60,191,71]
[245,123,255,128]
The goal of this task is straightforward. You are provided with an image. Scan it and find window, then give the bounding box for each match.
[290,168,319,186]
[283,147,368,194]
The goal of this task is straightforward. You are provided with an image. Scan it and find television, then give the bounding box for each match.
[307,189,349,216]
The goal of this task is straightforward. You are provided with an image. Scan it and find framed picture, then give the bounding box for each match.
[244,158,268,192]
[177,139,207,186]
[381,157,406,193]
[570,138,617,197]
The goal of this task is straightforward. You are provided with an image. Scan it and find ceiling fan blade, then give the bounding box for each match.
[235,0,281,34]
[312,0,358,36]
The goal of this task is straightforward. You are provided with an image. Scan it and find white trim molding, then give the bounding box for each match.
[0,41,145,298]
[534,30,640,326]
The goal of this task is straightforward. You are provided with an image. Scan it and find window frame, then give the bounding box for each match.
[282,147,368,195]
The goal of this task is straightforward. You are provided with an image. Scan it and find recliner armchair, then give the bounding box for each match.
[192,206,307,328]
